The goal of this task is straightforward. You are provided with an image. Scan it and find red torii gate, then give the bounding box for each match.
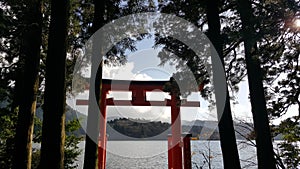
[76,79,204,169]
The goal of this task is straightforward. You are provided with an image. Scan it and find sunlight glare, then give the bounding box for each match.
[294,19,300,27]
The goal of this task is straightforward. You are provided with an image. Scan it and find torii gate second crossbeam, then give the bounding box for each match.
[76,79,204,169]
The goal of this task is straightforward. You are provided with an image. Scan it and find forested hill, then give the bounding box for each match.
[107,118,170,139]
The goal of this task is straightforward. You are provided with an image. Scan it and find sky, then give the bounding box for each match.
[67,36,297,125]
[68,37,241,123]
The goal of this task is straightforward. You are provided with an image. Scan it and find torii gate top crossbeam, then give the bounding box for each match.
[76,79,202,107]
[102,79,168,91]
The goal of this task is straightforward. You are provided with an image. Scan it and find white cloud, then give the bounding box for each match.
[103,62,135,80]
[133,73,153,80]
[231,103,253,122]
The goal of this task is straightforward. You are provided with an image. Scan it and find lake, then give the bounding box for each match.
[76,140,257,169]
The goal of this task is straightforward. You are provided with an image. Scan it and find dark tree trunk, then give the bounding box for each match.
[39,0,69,168]
[206,0,241,168]
[83,0,106,168]
[12,1,42,169]
[236,0,276,168]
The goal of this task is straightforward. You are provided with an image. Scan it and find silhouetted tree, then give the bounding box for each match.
[82,0,106,168]
[236,0,276,168]
[12,0,42,168]
[206,0,241,168]
[39,0,70,168]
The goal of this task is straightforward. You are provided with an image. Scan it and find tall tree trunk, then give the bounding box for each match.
[83,0,106,168]
[13,0,42,168]
[39,0,69,168]
[236,0,276,168]
[206,0,241,168]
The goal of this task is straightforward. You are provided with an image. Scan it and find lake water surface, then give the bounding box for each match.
[76,140,257,169]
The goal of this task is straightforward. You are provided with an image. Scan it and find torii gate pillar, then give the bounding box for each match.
[170,93,183,169]
[98,90,108,169]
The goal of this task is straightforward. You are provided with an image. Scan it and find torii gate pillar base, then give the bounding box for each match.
[168,133,192,169]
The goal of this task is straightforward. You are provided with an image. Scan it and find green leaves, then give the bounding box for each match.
[31,113,83,169]
[0,107,17,169]
[275,117,300,168]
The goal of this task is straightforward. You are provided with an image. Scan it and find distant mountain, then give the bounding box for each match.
[35,105,85,122]
[106,118,256,140]
[182,120,219,130]
[35,105,86,136]
[182,120,257,140]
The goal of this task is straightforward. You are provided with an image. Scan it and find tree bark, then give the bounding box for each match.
[39,0,69,168]
[206,0,241,168]
[13,0,42,168]
[236,0,276,168]
[83,0,106,168]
